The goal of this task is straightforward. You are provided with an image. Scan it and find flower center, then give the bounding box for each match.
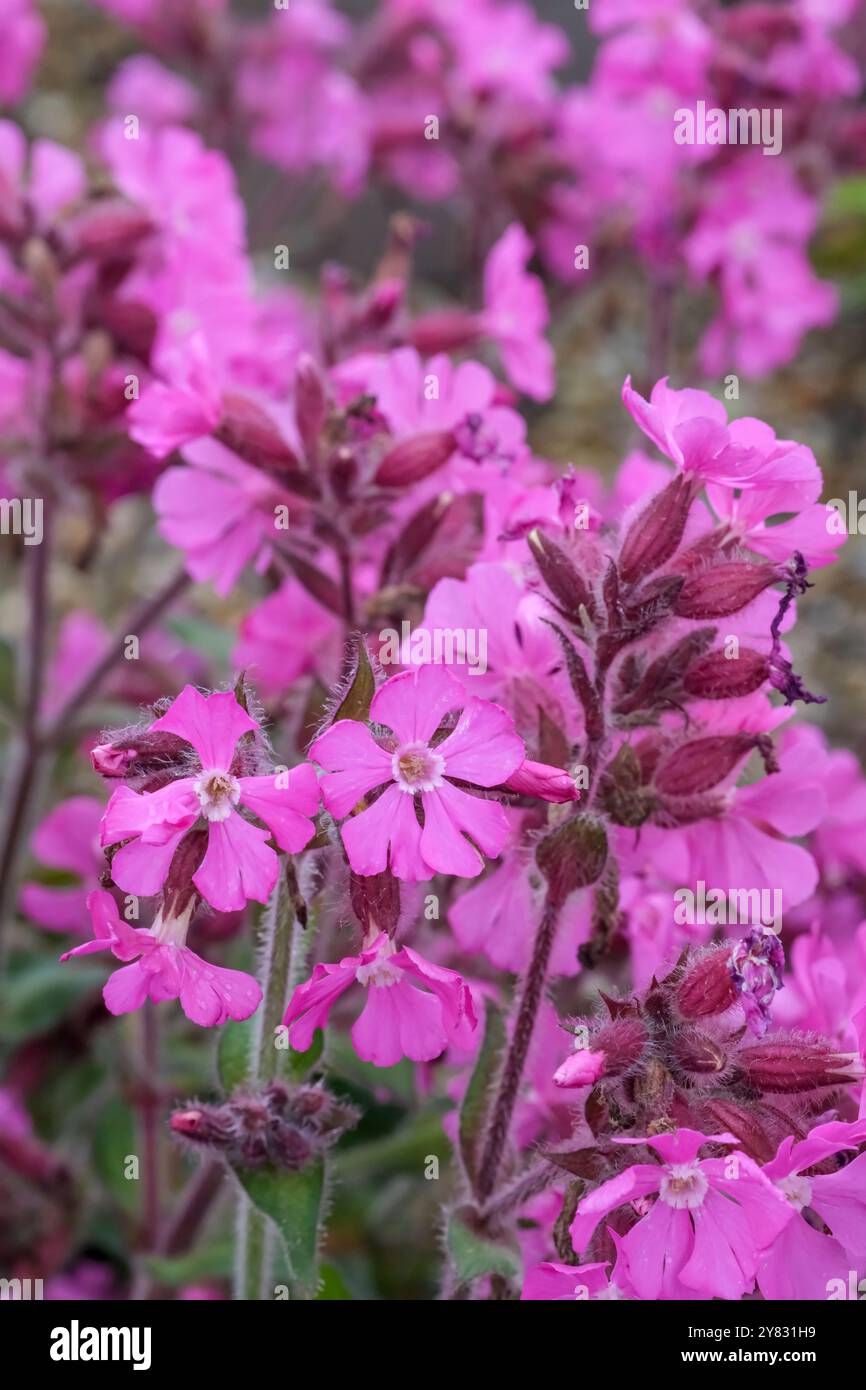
[391,741,445,793]
[778,1174,812,1211]
[194,768,241,821]
[659,1162,709,1210]
[356,937,404,989]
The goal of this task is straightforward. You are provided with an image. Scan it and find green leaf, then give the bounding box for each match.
[92,1097,139,1211]
[315,1262,352,1301]
[283,1029,324,1082]
[458,1000,505,1188]
[446,1214,521,1286]
[217,1016,254,1093]
[165,615,234,666]
[1,956,107,1043]
[232,1159,325,1300]
[143,1240,234,1288]
[333,636,375,723]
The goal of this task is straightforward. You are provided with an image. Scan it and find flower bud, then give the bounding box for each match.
[528,530,596,623]
[671,1031,728,1076]
[701,1098,776,1163]
[294,354,327,464]
[61,200,153,262]
[554,1048,606,1088]
[374,430,456,486]
[535,815,608,908]
[215,393,303,474]
[350,869,401,937]
[618,475,695,585]
[503,759,579,803]
[736,1037,865,1093]
[676,948,739,1019]
[409,309,480,355]
[673,561,780,619]
[683,647,770,699]
[655,734,771,796]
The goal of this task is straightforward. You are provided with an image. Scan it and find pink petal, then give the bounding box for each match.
[436,696,524,786]
[570,1164,662,1255]
[284,959,358,1051]
[150,685,259,770]
[622,1200,697,1301]
[369,665,465,745]
[194,812,279,912]
[758,1216,850,1301]
[30,796,103,873]
[420,780,510,877]
[396,945,477,1044]
[238,764,318,853]
[351,977,447,1066]
[810,1153,866,1262]
[309,720,392,819]
[110,827,191,898]
[340,784,430,881]
[178,947,262,1027]
[103,961,151,1015]
[20,883,90,933]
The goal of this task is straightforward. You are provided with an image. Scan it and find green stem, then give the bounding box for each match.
[234,866,296,1300]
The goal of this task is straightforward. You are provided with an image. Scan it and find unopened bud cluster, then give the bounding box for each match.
[170,1080,360,1171]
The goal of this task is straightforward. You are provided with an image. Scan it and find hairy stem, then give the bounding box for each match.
[476,899,560,1201]
[234,866,296,1300]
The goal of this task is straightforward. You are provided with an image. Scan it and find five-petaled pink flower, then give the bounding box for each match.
[570,1128,793,1300]
[61,890,261,1028]
[310,665,526,882]
[284,931,476,1067]
[101,685,319,912]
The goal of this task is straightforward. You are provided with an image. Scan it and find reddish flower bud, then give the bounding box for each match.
[61,200,153,262]
[528,531,596,623]
[618,474,696,585]
[409,308,481,355]
[736,1037,865,1093]
[215,393,303,475]
[91,744,138,777]
[374,430,456,486]
[683,646,770,699]
[503,759,579,803]
[655,733,771,796]
[294,353,327,464]
[676,949,739,1019]
[350,869,401,937]
[671,1031,728,1075]
[673,561,780,619]
[701,1098,776,1163]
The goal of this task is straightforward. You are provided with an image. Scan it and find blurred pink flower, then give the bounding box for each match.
[20,797,104,935]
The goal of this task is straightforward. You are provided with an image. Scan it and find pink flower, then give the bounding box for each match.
[101,685,319,912]
[20,797,104,935]
[0,0,45,107]
[757,1119,866,1300]
[521,1259,619,1301]
[232,577,341,699]
[621,376,772,487]
[310,665,525,882]
[684,158,836,377]
[127,335,222,459]
[553,1049,607,1089]
[284,931,476,1066]
[153,437,296,595]
[480,224,554,402]
[61,890,261,1029]
[570,1128,793,1300]
[107,56,199,127]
